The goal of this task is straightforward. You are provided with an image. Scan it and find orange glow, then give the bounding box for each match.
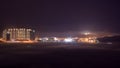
[21,41,35,43]
[4,40,36,43]
[78,37,98,44]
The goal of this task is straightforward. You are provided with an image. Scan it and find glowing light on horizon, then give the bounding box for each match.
[81,31,91,35]
[84,32,90,35]
[64,38,73,42]
[54,37,58,41]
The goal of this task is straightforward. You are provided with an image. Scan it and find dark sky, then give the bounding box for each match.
[0,0,120,33]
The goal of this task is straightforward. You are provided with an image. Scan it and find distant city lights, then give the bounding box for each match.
[0,28,101,44]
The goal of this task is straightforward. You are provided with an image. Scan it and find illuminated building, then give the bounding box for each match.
[2,28,35,41]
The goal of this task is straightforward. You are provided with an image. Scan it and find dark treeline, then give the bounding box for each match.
[97,35,120,43]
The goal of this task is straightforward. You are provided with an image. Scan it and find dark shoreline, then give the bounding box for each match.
[0,43,120,68]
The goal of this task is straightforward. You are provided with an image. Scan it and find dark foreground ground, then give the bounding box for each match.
[0,43,120,68]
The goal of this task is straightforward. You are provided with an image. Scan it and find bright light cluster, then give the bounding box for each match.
[64,38,74,42]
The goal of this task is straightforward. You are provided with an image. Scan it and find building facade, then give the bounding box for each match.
[3,28,35,41]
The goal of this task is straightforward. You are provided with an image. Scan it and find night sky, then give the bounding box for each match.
[0,0,120,34]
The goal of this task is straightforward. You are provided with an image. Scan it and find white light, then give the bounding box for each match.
[64,38,73,42]
[84,32,90,35]
[43,37,48,41]
[7,32,10,34]
[81,31,91,35]
[33,30,35,32]
[54,37,58,41]
[39,38,42,40]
